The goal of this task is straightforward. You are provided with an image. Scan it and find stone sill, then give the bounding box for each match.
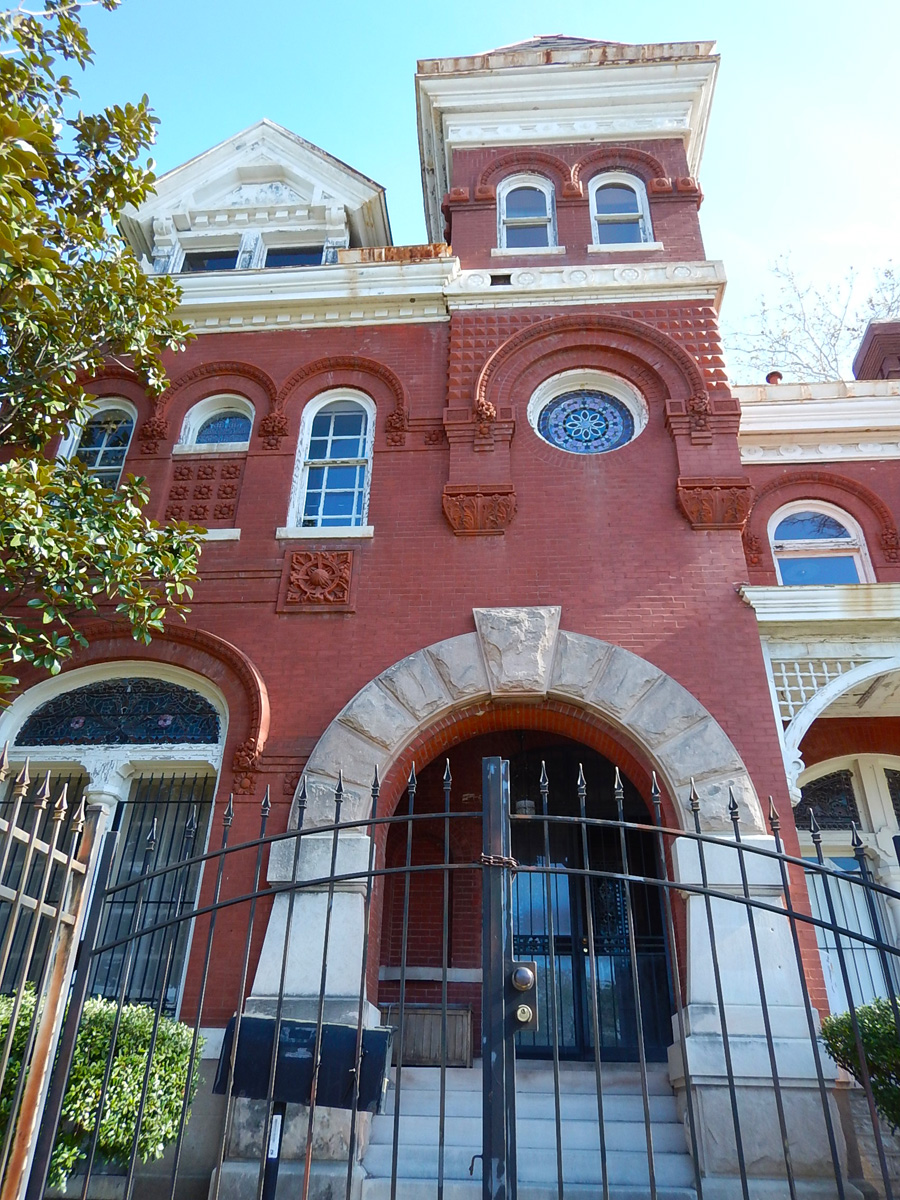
[172,442,250,456]
[587,241,664,254]
[200,528,241,541]
[276,525,374,540]
[490,245,566,257]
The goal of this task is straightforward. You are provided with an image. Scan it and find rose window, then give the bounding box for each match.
[536,389,635,454]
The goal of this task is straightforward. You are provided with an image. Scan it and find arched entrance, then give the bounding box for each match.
[377,730,672,1067]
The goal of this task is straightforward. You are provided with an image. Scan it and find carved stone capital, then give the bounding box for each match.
[676,477,755,530]
[442,485,517,536]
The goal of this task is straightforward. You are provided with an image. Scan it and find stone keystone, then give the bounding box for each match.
[473,607,561,698]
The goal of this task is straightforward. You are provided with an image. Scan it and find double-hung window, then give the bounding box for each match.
[71,407,135,488]
[497,175,556,249]
[589,173,653,246]
[299,397,373,528]
[769,504,873,585]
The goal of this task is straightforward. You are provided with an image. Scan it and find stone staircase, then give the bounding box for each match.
[360,1061,697,1199]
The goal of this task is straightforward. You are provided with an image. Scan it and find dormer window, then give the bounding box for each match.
[264,246,326,268]
[180,250,238,273]
[497,175,556,249]
[589,173,653,246]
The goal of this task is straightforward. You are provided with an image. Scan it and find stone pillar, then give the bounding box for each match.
[668,834,859,1199]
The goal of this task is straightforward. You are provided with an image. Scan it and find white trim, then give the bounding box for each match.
[587,241,664,254]
[740,583,900,622]
[415,50,719,242]
[445,260,726,312]
[201,528,241,541]
[57,397,139,482]
[496,174,557,250]
[285,389,376,532]
[588,171,654,248]
[767,501,875,586]
[526,368,648,454]
[176,394,254,451]
[276,525,374,540]
[490,245,566,257]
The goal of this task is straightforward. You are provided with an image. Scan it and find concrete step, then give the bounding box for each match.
[361,1183,697,1200]
[369,1113,687,1154]
[383,1088,679,1122]
[393,1063,673,1095]
[361,1143,696,1187]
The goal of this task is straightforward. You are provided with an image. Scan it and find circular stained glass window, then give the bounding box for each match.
[537,389,635,454]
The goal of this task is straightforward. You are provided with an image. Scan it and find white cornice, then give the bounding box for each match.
[740,584,900,623]
[173,258,458,333]
[445,259,726,311]
[416,53,718,242]
[737,379,900,463]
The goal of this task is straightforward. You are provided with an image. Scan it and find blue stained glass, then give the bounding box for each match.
[16,678,220,746]
[537,390,635,454]
[196,413,251,444]
[774,511,851,540]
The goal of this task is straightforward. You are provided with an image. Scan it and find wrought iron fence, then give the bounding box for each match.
[0,751,897,1200]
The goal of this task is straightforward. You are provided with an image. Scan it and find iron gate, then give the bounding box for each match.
[0,753,898,1200]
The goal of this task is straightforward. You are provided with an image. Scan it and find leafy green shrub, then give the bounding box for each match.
[822,997,900,1132]
[0,990,202,1190]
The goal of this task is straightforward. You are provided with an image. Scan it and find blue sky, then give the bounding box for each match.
[78,0,900,372]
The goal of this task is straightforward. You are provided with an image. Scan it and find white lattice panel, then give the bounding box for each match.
[770,659,861,720]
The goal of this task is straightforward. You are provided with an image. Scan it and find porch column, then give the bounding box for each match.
[668,834,855,1198]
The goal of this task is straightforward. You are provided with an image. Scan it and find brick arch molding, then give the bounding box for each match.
[477,150,573,194]
[744,469,900,567]
[473,312,710,432]
[138,360,278,452]
[6,619,271,781]
[291,607,762,834]
[572,146,667,186]
[258,354,410,449]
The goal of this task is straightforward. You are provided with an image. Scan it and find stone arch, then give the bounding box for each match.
[295,606,762,832]
[473,312,710,436]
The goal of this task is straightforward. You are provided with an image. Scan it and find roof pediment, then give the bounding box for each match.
[121,119,390,259]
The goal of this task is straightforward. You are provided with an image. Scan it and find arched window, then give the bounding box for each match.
[70,406,135,487]
[768,502,873,585]
[176,394,254,453]
[2,667,226,1011]
[589,173,653,247]
[526,370,648,456]
[497,175,556,249]
[287,391,375,530]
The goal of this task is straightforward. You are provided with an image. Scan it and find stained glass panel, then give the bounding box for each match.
[16,678,220,746]
[885,769,900,824]
[196,412,252,444]
[537,389,635,455]
[795,769,860,831]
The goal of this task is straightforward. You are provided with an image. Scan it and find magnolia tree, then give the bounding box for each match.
[0,1,201,692]
[727,258,900,384]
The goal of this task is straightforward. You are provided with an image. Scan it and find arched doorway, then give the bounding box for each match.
[378,729,671,1064]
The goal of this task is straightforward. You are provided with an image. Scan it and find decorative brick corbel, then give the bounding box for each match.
[138,413,168,455]
[258,410,289,450]
[677,477,755,530]
[442,484,517,536]
[647,177,674,194]
[231,737,262,795]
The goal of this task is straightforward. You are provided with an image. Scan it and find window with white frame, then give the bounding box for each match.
[0,667,226,1013]
[176,394,254,453]
[768,502,874,585]
[57,400,137,488]
[589,173,653,247]
[288,391,375,530]
[497,175,556,249]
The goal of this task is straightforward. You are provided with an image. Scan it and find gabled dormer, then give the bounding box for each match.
[120,119,391,274]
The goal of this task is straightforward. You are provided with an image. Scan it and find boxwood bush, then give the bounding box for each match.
[0,989,202,1190]
[822,997,900,1132]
